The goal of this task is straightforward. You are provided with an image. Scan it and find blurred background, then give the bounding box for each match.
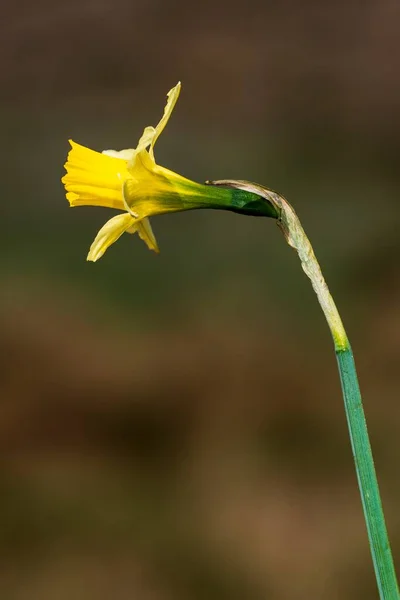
[1,0,400,598]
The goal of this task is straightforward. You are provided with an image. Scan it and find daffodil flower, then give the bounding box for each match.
[62,83,277,261]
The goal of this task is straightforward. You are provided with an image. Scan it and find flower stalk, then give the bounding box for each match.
[62,82,398,597]
[209,179,399,600]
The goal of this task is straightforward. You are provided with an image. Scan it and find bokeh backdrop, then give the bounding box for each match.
[2,1,400,598]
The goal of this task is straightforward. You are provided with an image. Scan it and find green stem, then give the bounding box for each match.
[336,346,399,598]
[208,179,399,598]
[336,345,399,597]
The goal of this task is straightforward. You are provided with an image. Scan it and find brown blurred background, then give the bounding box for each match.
[1,0,400,598]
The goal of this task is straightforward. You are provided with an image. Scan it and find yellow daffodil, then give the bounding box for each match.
[62,83,277,261]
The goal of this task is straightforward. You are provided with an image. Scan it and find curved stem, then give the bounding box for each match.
[209,179,399,598]
[278,197,399,598]
[277,195,399,598]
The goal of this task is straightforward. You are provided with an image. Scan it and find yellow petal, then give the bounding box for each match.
[149,82,181,159]
[136,126,157,153]
[126,125,157,172]
[135,218,160,253]
[87,213,135,262]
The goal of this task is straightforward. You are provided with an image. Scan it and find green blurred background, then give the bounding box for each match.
[2,1,400,598]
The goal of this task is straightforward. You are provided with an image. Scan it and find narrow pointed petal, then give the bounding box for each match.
[135,218,159,253]
[149,82,181,159]
[136,126,157,153]
[126,126,157,171]
[87,213,136,262]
